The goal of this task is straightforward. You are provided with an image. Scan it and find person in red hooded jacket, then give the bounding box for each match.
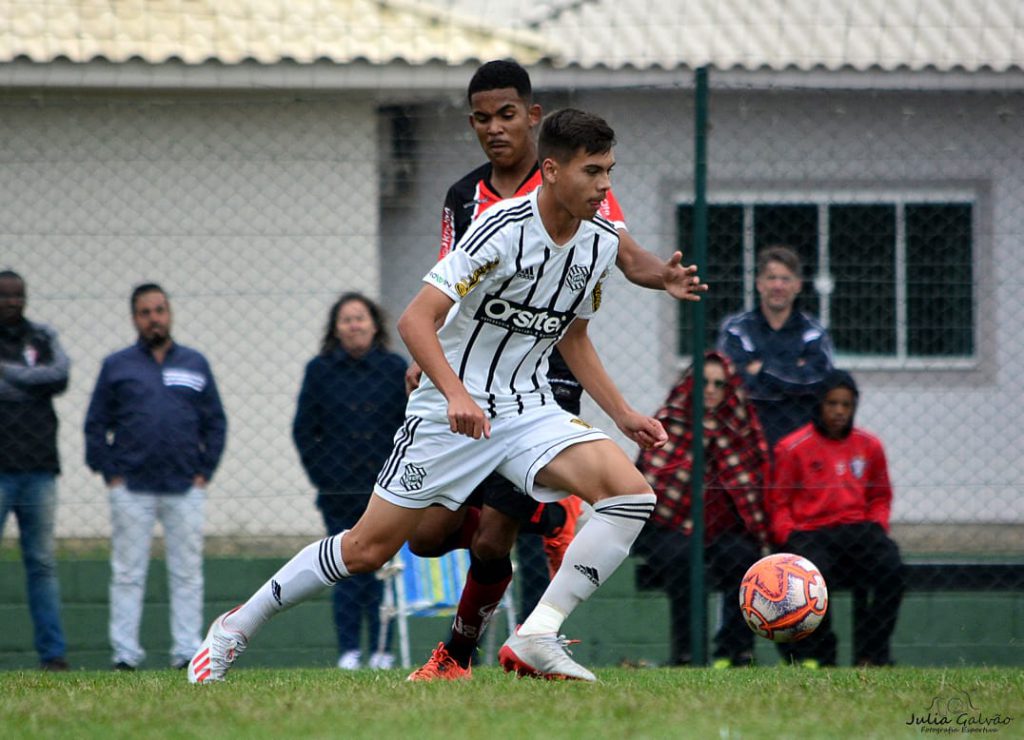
[636,351,769,667]
[766,368,905,667]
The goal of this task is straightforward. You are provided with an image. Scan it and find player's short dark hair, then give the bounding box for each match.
[0,269,24,283]
[130,282,167,312]
[467,60,532,104]
[320,292,390,356]
[537,108,616,165]
[756,245,802,278]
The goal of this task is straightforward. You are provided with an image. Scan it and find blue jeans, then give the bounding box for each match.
[0,472,67,662]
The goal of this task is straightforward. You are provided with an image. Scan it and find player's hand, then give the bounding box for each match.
[405,361,423,395]
[447,391,491,440]
[617,410,668,450]
[663,252,707,302]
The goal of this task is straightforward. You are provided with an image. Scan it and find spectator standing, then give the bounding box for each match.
[718,245,833,447]
[85,283,227,670]
[766,369,905,667]
[0,270,71,671]
[635,351,769,667]
[293,293,407,671]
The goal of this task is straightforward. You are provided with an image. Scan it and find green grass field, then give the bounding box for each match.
[2,666,1021,739]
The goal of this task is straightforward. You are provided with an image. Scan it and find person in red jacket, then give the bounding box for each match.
[766,369,905,667]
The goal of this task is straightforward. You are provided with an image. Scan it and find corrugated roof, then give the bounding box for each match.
[527,0,1024,72]
[0,0,556,65]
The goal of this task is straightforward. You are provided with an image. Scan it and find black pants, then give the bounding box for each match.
[634,524,761,665]
[782,522,905,666]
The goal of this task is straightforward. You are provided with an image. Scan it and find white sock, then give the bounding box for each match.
[518,493,654,636]
[225,533,350,638]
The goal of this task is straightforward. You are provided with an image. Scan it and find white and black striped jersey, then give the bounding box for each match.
[406,188,620,422]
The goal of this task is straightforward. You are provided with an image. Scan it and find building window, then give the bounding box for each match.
[677,198,974,366]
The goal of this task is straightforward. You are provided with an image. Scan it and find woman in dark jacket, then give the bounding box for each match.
[293,292,407,670]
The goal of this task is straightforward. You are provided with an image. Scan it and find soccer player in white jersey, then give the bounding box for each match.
[188,108,667,684]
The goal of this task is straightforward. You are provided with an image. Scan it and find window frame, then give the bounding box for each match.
[675,187,979,370]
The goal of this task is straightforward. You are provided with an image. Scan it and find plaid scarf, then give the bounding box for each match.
[638,351,769,545]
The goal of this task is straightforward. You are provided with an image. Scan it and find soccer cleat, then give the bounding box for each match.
[498,626,596,682]
[406,643,472,682]
[188,607,248,684]
[542,496,582,579]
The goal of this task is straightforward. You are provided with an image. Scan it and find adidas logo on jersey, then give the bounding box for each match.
[474,295,571,338]
[515,266,535,281]
[574,564,600,586]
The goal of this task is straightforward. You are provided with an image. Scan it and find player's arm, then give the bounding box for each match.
[397,285,490,440]
[403,317,443,395]
[615,229,707,301]
[555,318,666,450]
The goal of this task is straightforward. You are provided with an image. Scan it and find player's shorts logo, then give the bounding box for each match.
[400,463,427,491]
[566,264,591,292]
[475,295,571,338]
[569,417,593,429]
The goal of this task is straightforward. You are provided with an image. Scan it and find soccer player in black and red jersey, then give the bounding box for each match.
[403,60,706,680]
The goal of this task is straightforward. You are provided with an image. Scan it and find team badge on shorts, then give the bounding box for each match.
[401,463,427,491]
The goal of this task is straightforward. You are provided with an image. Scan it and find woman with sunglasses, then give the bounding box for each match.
[634,350,770,668]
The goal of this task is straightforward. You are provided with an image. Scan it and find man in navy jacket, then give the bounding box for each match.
[85,283,226,670]
[718,246,834,447]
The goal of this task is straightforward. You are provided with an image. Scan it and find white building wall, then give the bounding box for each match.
[0,93,380,537]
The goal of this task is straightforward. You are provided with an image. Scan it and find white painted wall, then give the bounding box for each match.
[0,92,379,537]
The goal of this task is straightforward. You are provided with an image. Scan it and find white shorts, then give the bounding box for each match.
[372,405,609,511]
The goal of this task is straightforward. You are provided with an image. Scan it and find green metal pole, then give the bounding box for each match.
[689,65,710,666]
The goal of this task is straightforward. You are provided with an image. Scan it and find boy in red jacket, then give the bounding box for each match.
[766,369,905,667]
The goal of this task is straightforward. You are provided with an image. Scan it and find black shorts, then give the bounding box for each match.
[464,472,542,523]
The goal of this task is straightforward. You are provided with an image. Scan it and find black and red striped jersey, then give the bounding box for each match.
[439,162,626,260]
[436,161,627,414]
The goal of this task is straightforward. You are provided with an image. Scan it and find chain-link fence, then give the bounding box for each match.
[1,22,1022,668]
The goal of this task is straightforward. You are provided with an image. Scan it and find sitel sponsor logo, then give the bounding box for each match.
[474,295,571,338]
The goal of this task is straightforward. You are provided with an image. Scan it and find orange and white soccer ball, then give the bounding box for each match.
[738,553,829,643]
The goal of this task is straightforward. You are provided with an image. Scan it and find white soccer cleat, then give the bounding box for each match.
[498,626,596,682]
[188,607,248,684]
